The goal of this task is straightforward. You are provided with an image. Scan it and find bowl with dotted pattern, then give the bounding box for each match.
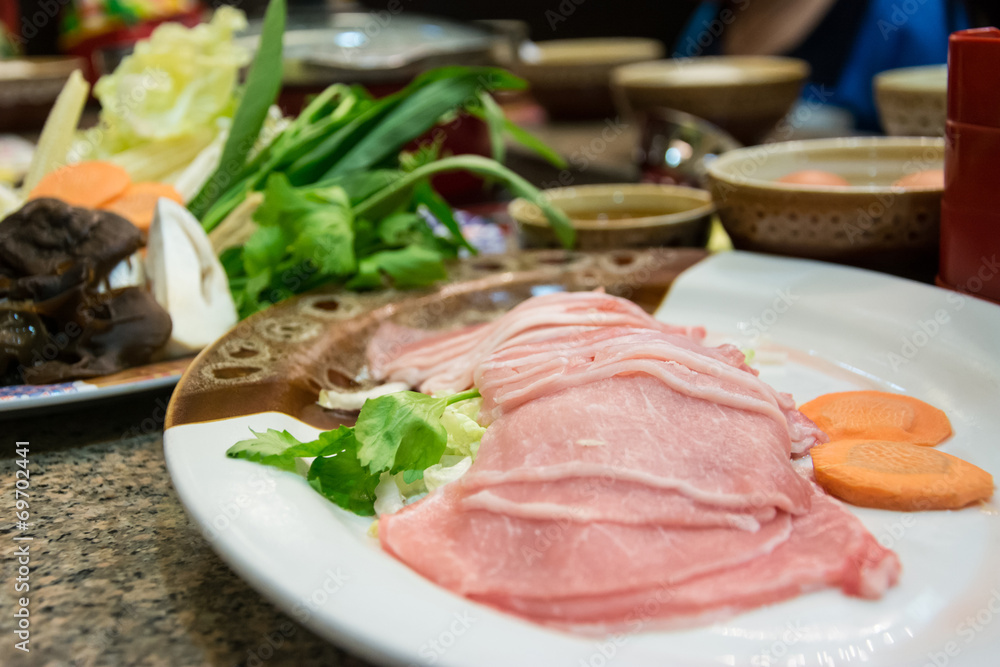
[706,137,944,279]
[874,65,947,137]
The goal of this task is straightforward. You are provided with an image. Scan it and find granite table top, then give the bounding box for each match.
[0,388,375,667]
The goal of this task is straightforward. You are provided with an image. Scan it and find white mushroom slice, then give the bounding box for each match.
[317,381,410,411]
[146,198,238,357]
[100,252,146,292]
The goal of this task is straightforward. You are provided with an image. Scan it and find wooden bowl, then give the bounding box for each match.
[515,38,664,120]
[874,65,947,137]
[706,137,944,279]
[510,183,714,250]
[612,56,809,145]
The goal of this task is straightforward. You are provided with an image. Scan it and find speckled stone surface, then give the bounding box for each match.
[0,388,376,667]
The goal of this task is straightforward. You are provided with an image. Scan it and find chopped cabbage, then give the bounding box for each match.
[424,456,473,493]
[441,397,486,458]
[72,7,250,184]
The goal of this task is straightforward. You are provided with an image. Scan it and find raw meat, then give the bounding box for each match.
[367,291,705,395]
[375,293,898,631]
[464,375,815,515]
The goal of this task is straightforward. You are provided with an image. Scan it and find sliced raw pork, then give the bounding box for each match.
[375,293,899,630]
[463,374,815,515]
[367,291,705,395]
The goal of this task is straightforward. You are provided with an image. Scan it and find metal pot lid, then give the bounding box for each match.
[238,11,496,84]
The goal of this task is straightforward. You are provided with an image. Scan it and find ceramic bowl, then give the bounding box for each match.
[706,137,945,278]
[612,56,809,145]
[874,65,947,137]
[510,183,714,250]
[515,38,665,119]
[0,57,84,132]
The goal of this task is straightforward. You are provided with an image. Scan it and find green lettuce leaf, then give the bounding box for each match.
[307,427,381,516]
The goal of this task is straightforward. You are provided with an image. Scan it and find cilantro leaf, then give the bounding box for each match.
[354,391,450,474]
[307,427,380,515]
[347,246,447,291]
[243,226,288,276]
[226,428,329,472]
[288,208,355,276]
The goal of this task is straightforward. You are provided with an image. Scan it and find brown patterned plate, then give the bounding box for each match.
[166,248,707,430]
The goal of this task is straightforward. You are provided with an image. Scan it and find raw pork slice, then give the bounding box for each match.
[367,291,705,395]
[484,486,900,631]
[380,482,795,600]
[475,326,826,454]
[463,375,815,514]
[461,480,779,531]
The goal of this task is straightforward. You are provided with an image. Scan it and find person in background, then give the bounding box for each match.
[674,0,973,130]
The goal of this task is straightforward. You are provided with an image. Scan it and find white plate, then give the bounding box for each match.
[0,358,188,415]
[164,252,1000,667]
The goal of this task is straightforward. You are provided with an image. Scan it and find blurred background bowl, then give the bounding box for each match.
[510,183,714,250]
[0,57,85,133]
[612,56,810,145]
[874,64,947,137]
[706,137,945,280]
[515,37,665,120]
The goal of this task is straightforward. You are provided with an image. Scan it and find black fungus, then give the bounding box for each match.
[0,199,171,386]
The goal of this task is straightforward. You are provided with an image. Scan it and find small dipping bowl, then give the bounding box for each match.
[706,137,945,279]
[510,183,715,250]
[874,64,948,137]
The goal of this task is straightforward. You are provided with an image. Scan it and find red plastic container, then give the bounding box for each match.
[939,27,1000,303]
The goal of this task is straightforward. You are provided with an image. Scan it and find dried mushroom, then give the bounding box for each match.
[0,198,171,386]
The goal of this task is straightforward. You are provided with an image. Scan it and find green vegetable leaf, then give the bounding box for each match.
[348,246,447,290]
[477,90,506,165]
[402,469,424,484]
[354,154,575,248]
[500,117,568,169]
[243,226,288,276]
[226,428,328,472]
[354,391,450,474]
[324,73,487,178]
[315,170,402,205]
[190,0,286,219]
[307,427,381,516]
[289,207,356,276]
[253,172,316,227]
[377,212,424,247]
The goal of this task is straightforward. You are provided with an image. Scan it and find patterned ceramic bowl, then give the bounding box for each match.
[706,137,945,279]
[874,65,947,137]
[510,183,714,250]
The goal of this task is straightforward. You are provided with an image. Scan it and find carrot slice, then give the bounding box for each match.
[811,439,993,511]
[27,161,131,209]
[100,182,184,232]
[799,390,952,446]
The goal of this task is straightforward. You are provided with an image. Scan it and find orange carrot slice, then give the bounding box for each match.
[799,390,952,447]
[811,439,993,511]
[101,182,184,232]
[27,161,131,209]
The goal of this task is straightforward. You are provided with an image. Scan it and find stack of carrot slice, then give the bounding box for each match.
[27,161,183,233]
[801,391,993,510]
